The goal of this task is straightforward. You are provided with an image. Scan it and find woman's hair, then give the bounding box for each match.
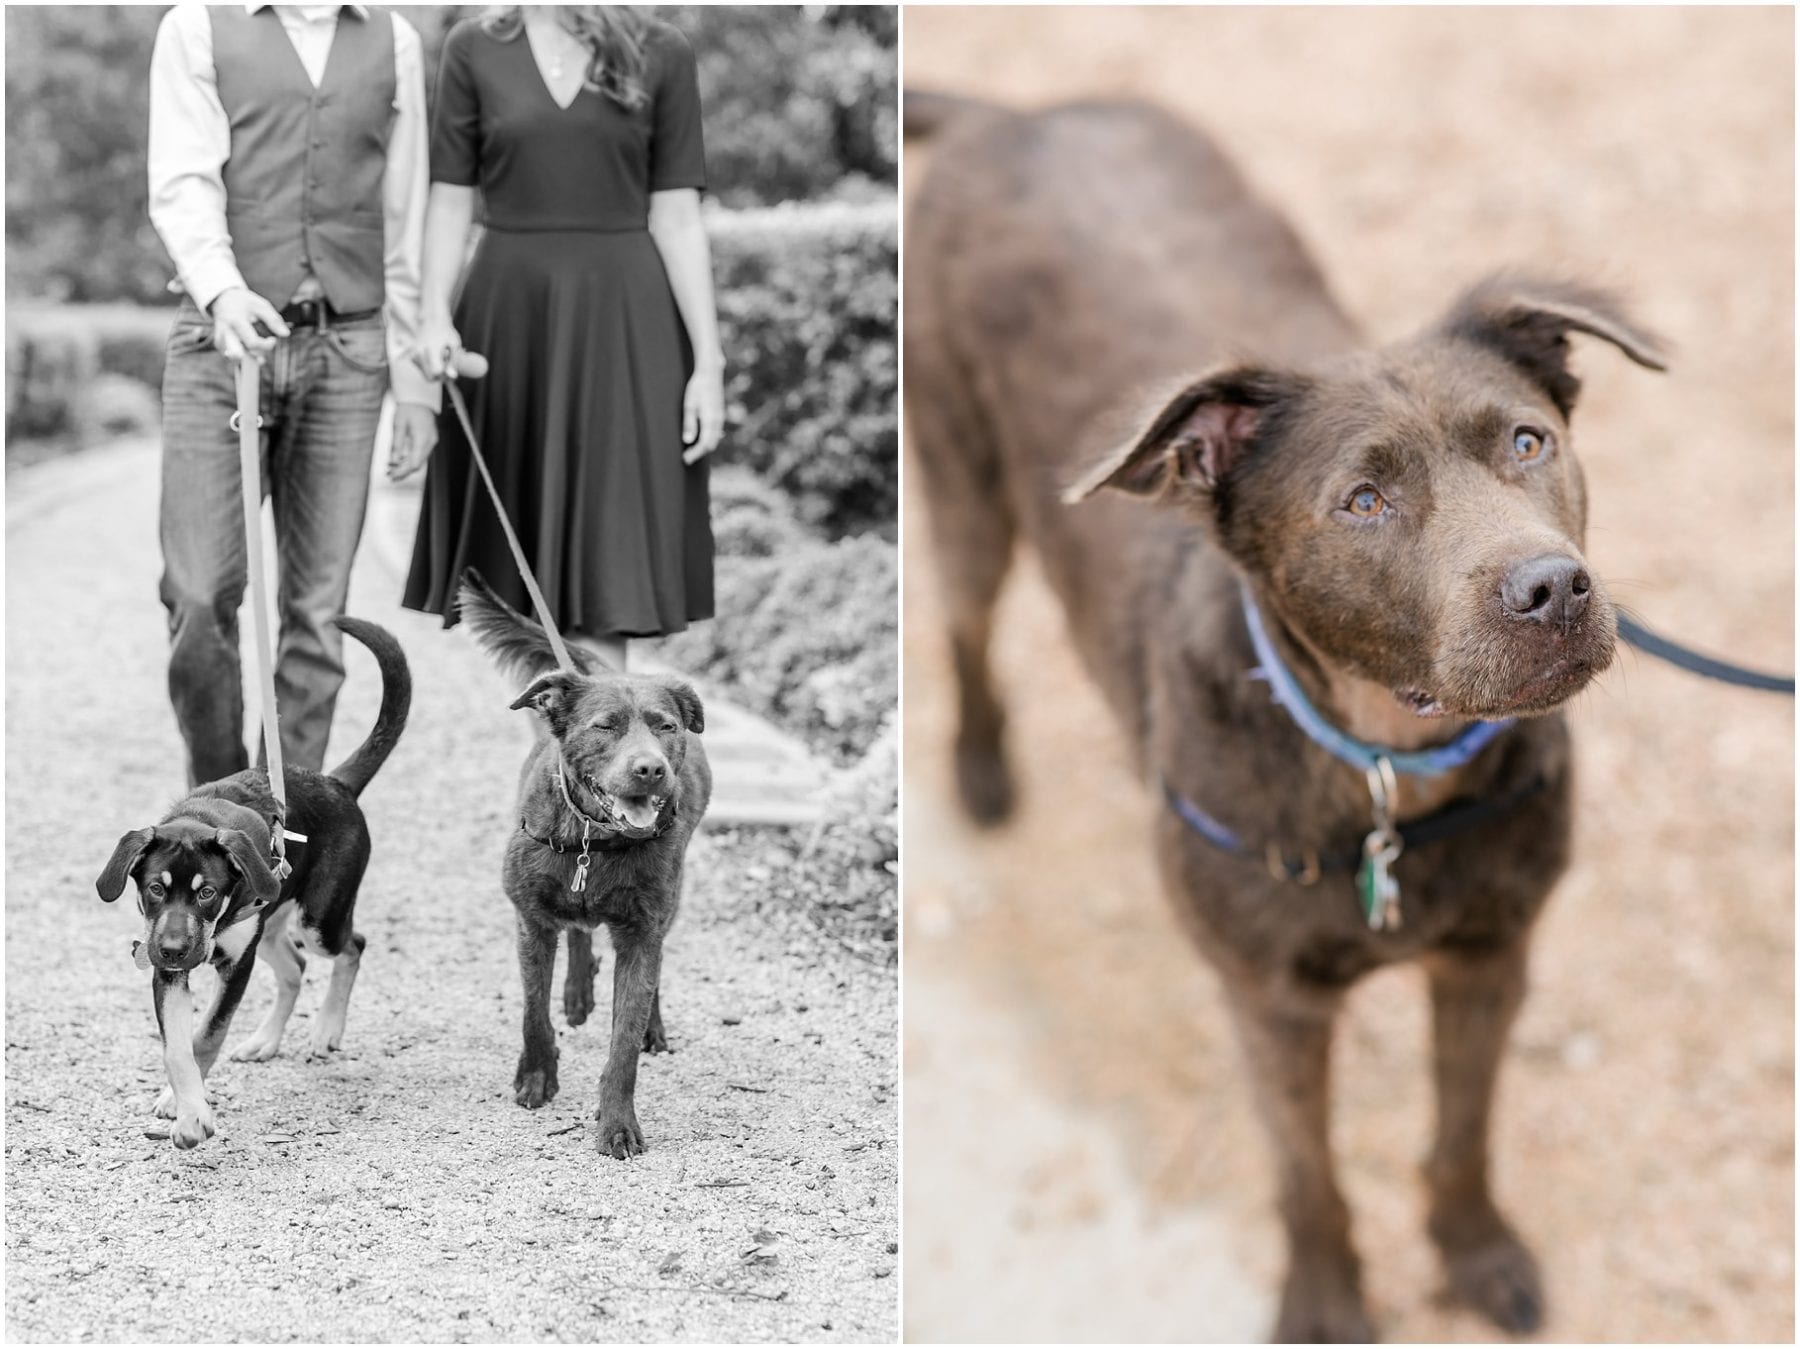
[480,6,651,111]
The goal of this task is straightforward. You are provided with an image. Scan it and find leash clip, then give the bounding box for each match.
[1358,756,1403,930]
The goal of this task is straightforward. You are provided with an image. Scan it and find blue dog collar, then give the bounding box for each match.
[1239,582,1513,779]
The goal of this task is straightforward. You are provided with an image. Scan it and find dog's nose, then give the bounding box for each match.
[1500,554,1591,628]
[629,757,667,784]
[156,931,191,959]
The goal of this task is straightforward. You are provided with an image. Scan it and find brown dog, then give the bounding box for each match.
[906,92,1664,1340]
[457,571,711,1160]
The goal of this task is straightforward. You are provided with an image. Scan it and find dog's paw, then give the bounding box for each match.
[1441,1227,1544,1334]
[230,1032,282,1063]
[154,1083,217,1117]
[307,1022,345,1059]
[169,1101,217,1150]
[642,1022,670,1055]
[563,978,596,1028]
[595,1108,644,1160]
[954,741,1015,826]
[514,1057,560,1109]
[1275,1258,1374,1344]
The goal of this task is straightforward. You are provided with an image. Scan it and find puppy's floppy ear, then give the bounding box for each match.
[212,828,281,906]
[1062,365,1302,506]
[96,827,156,903]
[509,671,584,725]
[660,677,705,734]
[1440,274,1667,416]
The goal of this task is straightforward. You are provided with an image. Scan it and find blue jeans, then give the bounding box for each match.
[158,298,388,785]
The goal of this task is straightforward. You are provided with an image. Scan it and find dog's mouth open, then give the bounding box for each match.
[582,777,668,834]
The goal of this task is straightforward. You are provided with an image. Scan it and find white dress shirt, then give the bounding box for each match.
[148,3,435,407]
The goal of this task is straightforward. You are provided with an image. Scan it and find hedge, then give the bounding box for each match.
[710,201,897,538]
[650,466,896,764]
[6,201,897,536]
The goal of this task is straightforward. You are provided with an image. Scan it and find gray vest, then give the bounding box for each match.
[209,6,395,311]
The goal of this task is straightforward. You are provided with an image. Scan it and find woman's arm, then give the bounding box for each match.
[417,182,477,377]
[388,182,477,479]
[647,187,725,462]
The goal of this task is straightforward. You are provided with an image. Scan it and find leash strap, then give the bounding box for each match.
[1618,613,1794,695]
[233,359,290,879]
[441,373,575,673]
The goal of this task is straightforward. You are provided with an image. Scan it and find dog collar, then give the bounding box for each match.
[518,762,674,890]
[1239,582,1514,779]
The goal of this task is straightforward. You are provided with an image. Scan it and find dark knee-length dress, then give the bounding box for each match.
[403,18,713,638]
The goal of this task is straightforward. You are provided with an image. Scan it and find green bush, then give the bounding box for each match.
[712,202,897,538]
[5,304,167,445]
[651,510,896,764]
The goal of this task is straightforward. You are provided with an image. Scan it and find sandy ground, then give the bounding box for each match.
[902,7,1793,1343]
[4,442,897,1343]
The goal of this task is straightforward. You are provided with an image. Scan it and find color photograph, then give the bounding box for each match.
[902,5,1792,1343]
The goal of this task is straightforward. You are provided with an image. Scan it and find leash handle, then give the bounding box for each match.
[440,354,576,673]
[234,360,290,871]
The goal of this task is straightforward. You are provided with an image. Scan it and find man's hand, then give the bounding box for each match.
[681,363,725,465]
[209,288,289,362]
[388,403,440,481]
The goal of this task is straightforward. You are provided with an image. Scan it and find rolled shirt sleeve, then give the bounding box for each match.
[383,12,436,408]
[147,4,248,313]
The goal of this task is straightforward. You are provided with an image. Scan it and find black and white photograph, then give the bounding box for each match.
[6,4,897,1341]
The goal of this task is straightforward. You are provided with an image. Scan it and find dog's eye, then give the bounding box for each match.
[1513,428,1548,462]
[145,881,165,899]
[1346,486,1388,518]
[199,886,217,903]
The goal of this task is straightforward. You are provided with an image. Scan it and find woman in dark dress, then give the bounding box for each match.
[395,5,723,670]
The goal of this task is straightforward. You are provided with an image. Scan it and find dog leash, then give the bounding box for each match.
[232,359,293,882]
[436,349,576,674]
[1616,613,1794,694]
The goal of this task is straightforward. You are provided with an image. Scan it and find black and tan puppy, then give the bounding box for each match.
[458,571,711,1160]
[907,93,1666,1340]
[96,617,410,1149]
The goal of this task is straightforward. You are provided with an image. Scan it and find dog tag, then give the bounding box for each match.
[130,940,151,971]
[1359,757,1404,930]
[571,849,591,892]
[1357,831,1401,931]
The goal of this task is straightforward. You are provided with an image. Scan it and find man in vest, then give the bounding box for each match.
[147,3,435,786]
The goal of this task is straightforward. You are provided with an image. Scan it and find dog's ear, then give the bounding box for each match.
[212,828,281,906]
[509,671,584,726]
[1441,275,1668,416]
[1063,366,1302,505]
[96,827,157,903]
[659,677,705,735]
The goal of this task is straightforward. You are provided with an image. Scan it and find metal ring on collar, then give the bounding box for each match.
[228,410,265,432]
[1265,842,1322,886]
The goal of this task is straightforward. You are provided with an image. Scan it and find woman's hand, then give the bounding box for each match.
[414,314,464,381]
[681,363,725,464]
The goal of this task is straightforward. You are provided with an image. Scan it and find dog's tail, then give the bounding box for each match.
[455,568,611,689]
[325,617,412,798]
[904,88,995,140]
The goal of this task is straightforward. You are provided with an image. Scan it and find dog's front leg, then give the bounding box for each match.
[594,920,664,1158]
[1424,941,1543,1334]
[151,972,215,1149]
[563,927,597,1026]
[513,916,561,1108]
[1227,979,1371,1344]
[154,949,257,1118]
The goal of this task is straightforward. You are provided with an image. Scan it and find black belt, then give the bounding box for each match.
[278,298,380,329]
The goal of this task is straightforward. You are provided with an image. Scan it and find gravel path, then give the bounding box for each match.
[5,442,897,1343]
[903,7,1792,1343]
